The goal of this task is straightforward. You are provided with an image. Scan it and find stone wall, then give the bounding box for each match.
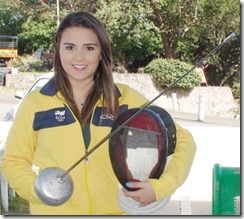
[5,72,239,119]
[5,72,44,91]
[113,73,238,119]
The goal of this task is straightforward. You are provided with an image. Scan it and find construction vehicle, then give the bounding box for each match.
[0,35,18,63]
[0,35,18,85]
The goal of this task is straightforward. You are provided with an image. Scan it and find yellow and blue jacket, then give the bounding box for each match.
[0,78,196,215]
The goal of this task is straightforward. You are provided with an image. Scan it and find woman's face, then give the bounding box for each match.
[59,26,101,85]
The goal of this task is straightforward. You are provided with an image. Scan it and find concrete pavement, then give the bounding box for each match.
[168,109,240,127]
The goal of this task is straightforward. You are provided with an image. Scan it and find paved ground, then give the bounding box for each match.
[0,87,19,121]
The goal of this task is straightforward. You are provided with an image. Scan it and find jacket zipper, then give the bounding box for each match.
[84,150,93,214]
[64,103,92,212]
[85,150,89,164]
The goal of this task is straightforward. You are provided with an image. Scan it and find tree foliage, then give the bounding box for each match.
[0,0,240,90]
[95,0,163,71]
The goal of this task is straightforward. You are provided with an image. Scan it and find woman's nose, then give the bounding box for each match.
[74,48,85,61]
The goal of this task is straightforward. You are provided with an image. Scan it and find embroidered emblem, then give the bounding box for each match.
[54,110,66,122]
[100,114,115,121]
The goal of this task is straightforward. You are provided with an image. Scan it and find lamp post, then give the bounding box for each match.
[57,0,60,27]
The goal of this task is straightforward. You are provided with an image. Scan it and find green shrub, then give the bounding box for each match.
[144,58,202,89]
[18,59,50,72]
[7,195,30,215]
[6,59,23,68]
[0,189,29,215]
[231,81,240,98]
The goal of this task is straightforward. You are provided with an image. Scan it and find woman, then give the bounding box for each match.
[1,11,196,215]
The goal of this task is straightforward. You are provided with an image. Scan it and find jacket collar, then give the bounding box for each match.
[40,77,57,96]
[114,84,122,98]
[40,77,122,98]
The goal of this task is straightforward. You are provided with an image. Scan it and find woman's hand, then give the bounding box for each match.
[122,181,156,207]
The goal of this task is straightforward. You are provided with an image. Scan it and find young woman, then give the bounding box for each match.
[1,11,196,215]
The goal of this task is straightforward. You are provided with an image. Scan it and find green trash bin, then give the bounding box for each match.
[212,163,240,215]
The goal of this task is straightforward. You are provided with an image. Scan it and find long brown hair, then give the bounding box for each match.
[54,11,119,127]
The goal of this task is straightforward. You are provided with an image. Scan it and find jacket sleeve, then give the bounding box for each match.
[148,122,197,200]
[0,94,43,204]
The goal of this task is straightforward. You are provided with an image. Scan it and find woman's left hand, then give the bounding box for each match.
[122,181,156,207]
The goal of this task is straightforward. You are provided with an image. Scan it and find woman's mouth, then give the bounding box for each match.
[73,64,87,71]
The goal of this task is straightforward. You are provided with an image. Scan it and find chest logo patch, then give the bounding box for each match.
[54,110,66,122]
[100,114,115,121]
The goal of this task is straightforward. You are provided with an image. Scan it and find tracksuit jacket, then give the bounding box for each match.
[0,78,196,215]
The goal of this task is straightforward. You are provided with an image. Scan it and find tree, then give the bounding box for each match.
[95,0,163,71]
[0,0,97,55]
[0,0,240,91]
[0,0,27,55]
[148,0,202,59]
[197,0,240,87]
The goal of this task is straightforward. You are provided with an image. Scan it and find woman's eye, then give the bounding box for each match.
[86,46,95,51]
[66,45,73,50]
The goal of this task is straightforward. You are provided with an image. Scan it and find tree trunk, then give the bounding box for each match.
[149,0,173,59]
[160,31,173,59]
